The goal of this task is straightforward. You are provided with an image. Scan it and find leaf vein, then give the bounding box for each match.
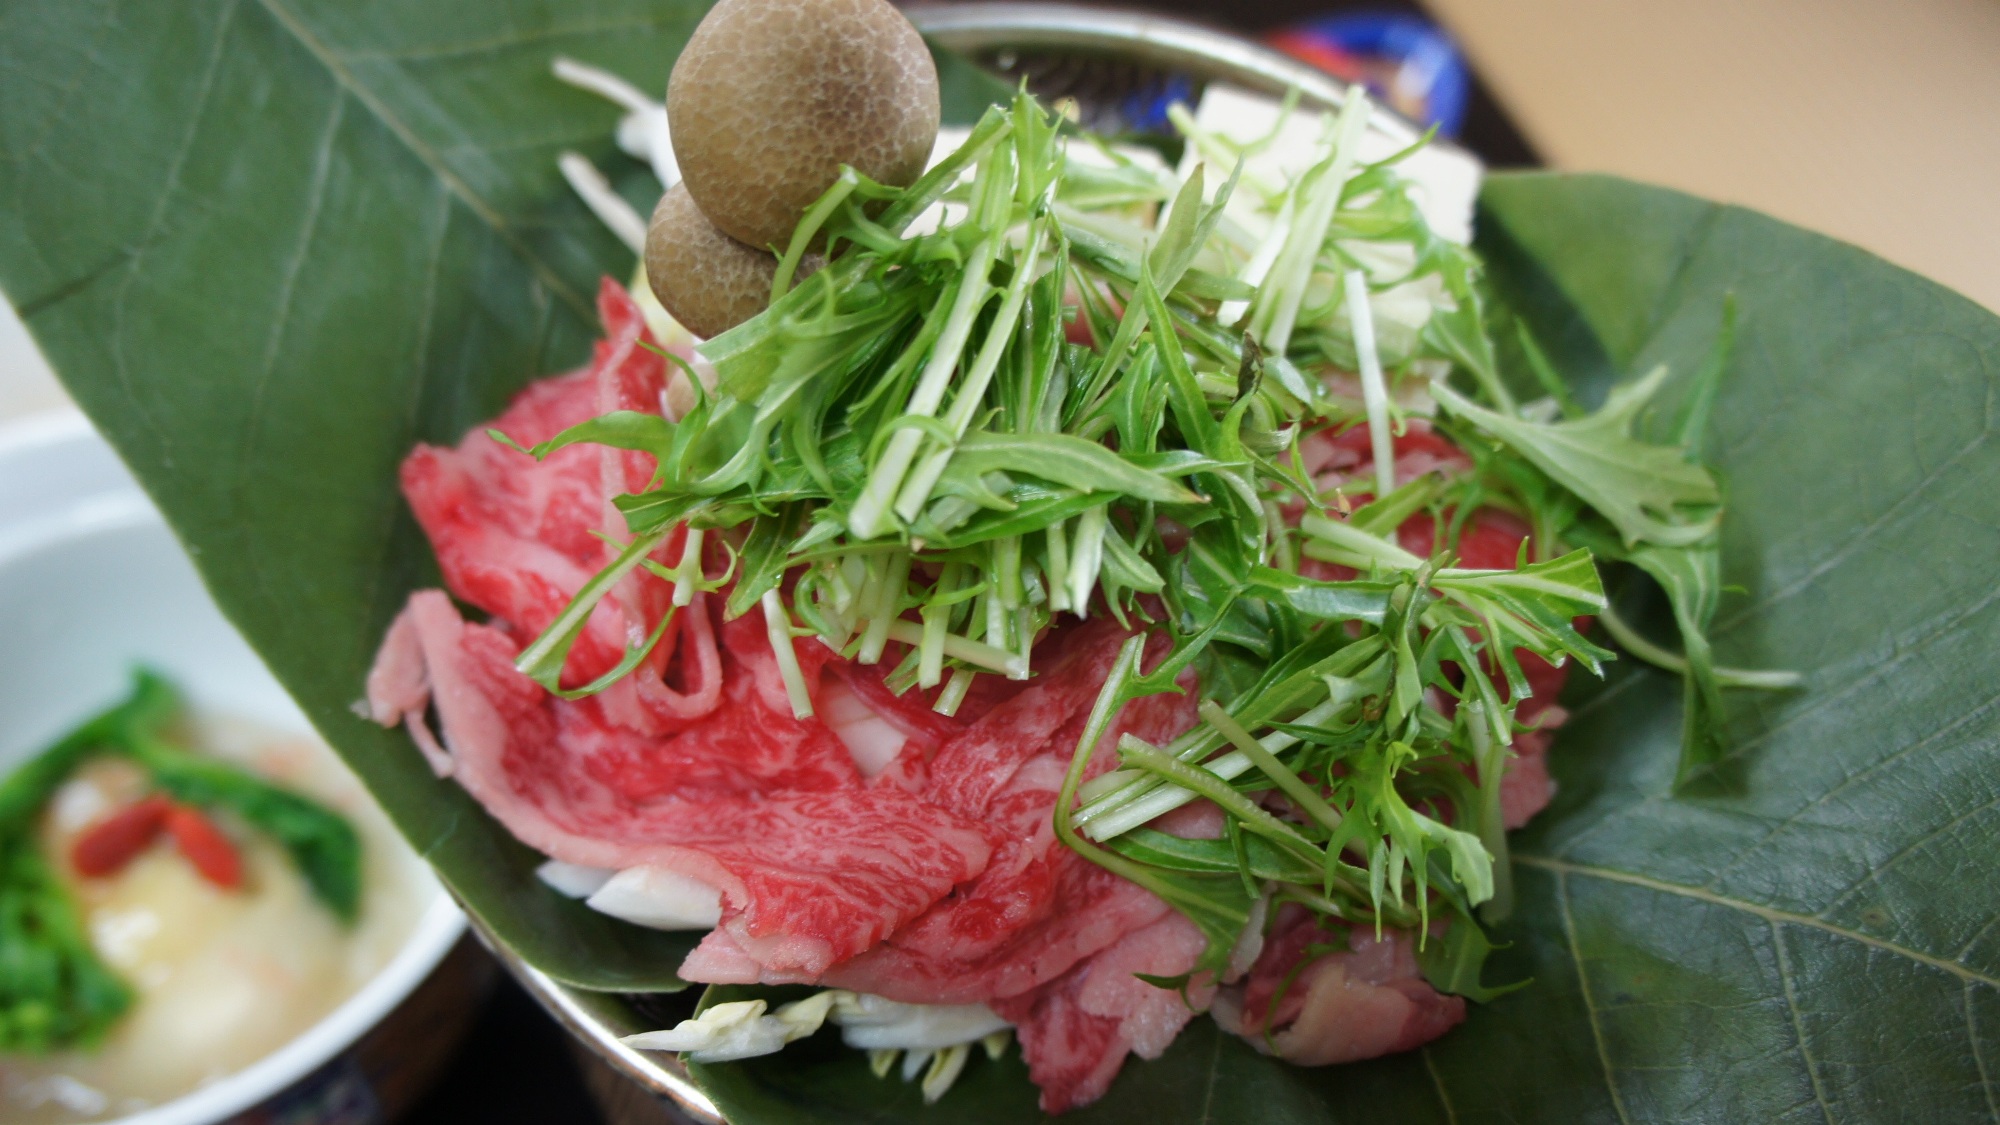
[1818,789,2000,917]
[1968,979,2000,1124]
[250,0,593,322]
[1555,578,2000,863]
[235,90,346,624]
[1770,920,1836,1124]
[1197,1018,1223,1125]
[1555,869,1634,1125]
[340,13,686,62]
[1708,577,2000,769]
[108,0,241,469]
[1556,664,1649,724]
[16,245,139,319]
[1520,856,2000,990]
[1701,683,2000,891]
[15,0,117,169]
[1631,202,1724,368]
[1958,915,2000,963]
[1422,1045,1460,1125]
[361,181,455,632]
[1715,430,1990,633]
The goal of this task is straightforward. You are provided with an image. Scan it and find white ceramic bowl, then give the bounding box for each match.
[0,410,468,1125]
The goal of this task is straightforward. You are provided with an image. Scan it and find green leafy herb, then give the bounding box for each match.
[0,834,133,1052]
[1431,368,1720,548]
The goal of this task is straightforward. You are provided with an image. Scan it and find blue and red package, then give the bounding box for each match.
[1266,12,1470,138]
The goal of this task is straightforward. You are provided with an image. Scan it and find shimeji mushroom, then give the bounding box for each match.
[644,183,822,340]
[666,0,940,251]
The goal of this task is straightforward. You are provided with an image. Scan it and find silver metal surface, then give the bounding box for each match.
[909,2,1463,158]
[473,921,721,1123]
[495,8,1457,1120]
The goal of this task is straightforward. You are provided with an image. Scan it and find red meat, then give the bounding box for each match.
[991,912,1213,1113]
[822,633,1198,1004]
[367,284,1578,1113]
[377,589,993,979]
[1212,904,1464,1066]
[398,280,720,737]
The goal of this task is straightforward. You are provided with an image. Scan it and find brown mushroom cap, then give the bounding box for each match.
[646,184,822,340]
[667,0,940,251]
[644,185,779,340]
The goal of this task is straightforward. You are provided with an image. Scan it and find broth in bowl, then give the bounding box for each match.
[0,701,432,1123]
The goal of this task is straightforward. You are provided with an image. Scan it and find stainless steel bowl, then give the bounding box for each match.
[482,8,1464,1121]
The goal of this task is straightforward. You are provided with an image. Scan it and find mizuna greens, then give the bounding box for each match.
[522,86,1790,1001]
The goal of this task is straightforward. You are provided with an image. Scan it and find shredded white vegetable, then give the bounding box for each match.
[584,866,723,930]
[552,56,678,187]
[625,990,1010,1102]
[535,859,614,898]
[624,999,795,1062]
[557,151,646,254]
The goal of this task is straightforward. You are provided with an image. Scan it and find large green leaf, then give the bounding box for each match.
[0,0,1002,991]
[4,2,1998,1119]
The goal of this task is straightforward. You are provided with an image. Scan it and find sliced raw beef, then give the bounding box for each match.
[922,619,1132,817]
[373,590,993,978]
[822,630,1201,1005]
[369,280,1578,1114]
[1298,416,1471,491]
[1211,904,1464,1066]
[990,912,1212,1113]
[399,280,721,736]
[366,594,454,776]
[818,772,1174,1003]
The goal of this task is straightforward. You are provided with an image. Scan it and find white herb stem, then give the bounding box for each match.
[1346,269,1397,501]
[1077,695,1345,839]
[917,564,959,688]
[762,589,814,719]
[1066,504,1108,617]
[1044,521,1071,612]
[672,527,704,607]
[552,56,653,114]
[893,221,1050,522]
[1255,90,1371,354]
[1219,192,1294,328]
[848,239,998,539]
[883,620,1027,678]
[857,551,911,664]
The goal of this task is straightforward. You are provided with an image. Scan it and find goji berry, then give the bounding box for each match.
[71,795,172,877]
[165,805,243,890]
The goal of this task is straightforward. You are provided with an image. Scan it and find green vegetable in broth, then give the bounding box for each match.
[0,834,133,1053]
[0,671,364,1052]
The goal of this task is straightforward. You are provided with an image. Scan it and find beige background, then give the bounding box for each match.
[1429,0,2000,313]
[7,0,1999,418]
[0,300,64,423]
